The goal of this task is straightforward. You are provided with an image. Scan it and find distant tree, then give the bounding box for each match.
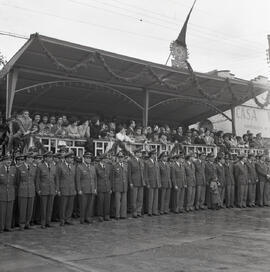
[0,51,7,69]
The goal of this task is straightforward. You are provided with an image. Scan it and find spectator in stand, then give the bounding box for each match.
[78,120,90,138]
[236,136,245,148]
[145,126,152,140]
[183,130,192,145]
[204,129,215,146]
[242,134,249,148]
[39,114,51,136]
[99,123,109,139]
[66,117,80,139]
[229,134,238,147]
[151,131,160,143]
[49,115,56,127]
[126,120,136,137]
[164,125,173,143]
[107,122,116,140]
[248,133,256,148]
[17,110,33,152]
[134,127,147,143]
[194,129,206,145]
[173,126,185,143]
[116,126,134,143]
[191,129,199,144]
[223,133,232,150]
[52,117,66,137]
[91,116,101,139]
[62,115,69,127]
[254,133,264,148]
[32,112,41,126]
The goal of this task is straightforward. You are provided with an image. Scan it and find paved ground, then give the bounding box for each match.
[1,207,270,272]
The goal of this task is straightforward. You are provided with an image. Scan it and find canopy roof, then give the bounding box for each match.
[0,33,268,126]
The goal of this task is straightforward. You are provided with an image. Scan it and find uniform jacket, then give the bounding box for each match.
[0,165,16,201]
[111,162,128,193]
[127,157,145,187]
[76,163,97,194]
[234,162,248,185]
[144,159,161,188]
[255,161,268,183]
[16,163,37,198]
[246,161,258,184]
[194,159,206,186]
[185,162,196,187]
[224,162,235,186]
[56,162,76,196]
[216,163,226,187]
[205,162,217,185]
[95,162,112,193]
[36,162,58,195]
[170,162,186,188]
[159,161,172,188]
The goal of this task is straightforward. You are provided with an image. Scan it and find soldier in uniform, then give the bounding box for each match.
[16,152,37,230]
[185,153,196,212]
[234,154,248,208]
[194,152,207,210]
[76,152,97,224]
[0,155,16,232]
[128,148,145,218]
[57,152,76,226]
[216,155,226,208]
[159,152,172,214]
[95,154,112,222]
[224,154,235,208]
[245,153,258,207]
[145,150,160,216]
[111,151,128,220]
[36,151,58,228]
[255,154,270,207]
[264,157,270,206]
[170,153,187,213]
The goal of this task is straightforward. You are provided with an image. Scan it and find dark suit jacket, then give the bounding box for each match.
[246,161,258,184]
[185,162,196,187]
[194,160,206,186]
[36,162,58,195]
[205,162,217,185]
[216,163,226,187]
[128,158,145,187]
[16,163,36,198]
[111,162,128,193]
[234,162,248,185]
[144,159,161,188]
[0,165,16,201]
[76,163,97,194]
[170,162,186,188]
[56,162,76,196]
[95,163,112,193]
[224,162,235,186]
[159,161,172,188]
[255,161,268,183]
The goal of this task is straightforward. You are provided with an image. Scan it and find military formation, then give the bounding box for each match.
[0,147,270,233]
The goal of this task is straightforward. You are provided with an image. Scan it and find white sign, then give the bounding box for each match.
[235,106,270,137]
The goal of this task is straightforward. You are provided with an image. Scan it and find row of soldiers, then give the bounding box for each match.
[0,147,270,232]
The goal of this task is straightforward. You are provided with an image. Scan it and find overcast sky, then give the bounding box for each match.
[0,0,270,80]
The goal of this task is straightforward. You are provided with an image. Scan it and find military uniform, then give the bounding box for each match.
[246,159,258,207]
[216,162,226,207]
[194,158,206,209]
[234,160,248,208]
[57,160,76,225]
[0,164,16,232]
[36,161,58,227]
[145,157,160,216]
[111,161,128,219]
[255,158,269,206]
[76,161,97,223]
[185,161,196,211]
[16,162,37,228]
[128,156,145,217]
[224,161,235,208]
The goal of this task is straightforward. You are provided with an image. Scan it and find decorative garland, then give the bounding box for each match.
[248,82,270,108]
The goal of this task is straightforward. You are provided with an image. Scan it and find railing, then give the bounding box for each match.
[36,136,267,158]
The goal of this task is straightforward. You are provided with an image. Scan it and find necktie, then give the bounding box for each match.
[27,165,30,171]
[6,166,9,173]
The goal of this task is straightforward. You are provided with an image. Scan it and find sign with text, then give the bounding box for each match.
[235,106,270,137]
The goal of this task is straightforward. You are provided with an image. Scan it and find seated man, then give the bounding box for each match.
[66,117,80,139]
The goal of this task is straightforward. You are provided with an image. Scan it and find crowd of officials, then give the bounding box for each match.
[0,142,270,233]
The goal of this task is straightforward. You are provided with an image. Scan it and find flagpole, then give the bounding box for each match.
[165,52,171,65]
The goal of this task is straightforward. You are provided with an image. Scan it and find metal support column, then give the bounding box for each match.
[231,106,236,135]
[143,89,149,127]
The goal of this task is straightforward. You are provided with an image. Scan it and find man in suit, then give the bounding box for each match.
[0,155,16,232]
[234,154,248,208]
[159,152,172,214]
[95,154,112,221]
[128,148,145,218]
[170,153,187,213]
[16,152,37,230]
[144,150,160,216]
[36,151,58,228]
[215,154,226,208]
[185,153,196,212]
[57,151,76,226]
[76,152,97,224]
[255,154,270,207]
[246,153,258,207]
[224,154,235,208]
[111,151,128,220]
[194,152,207,210]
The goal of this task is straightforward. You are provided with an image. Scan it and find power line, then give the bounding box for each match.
[0,30,28,40]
